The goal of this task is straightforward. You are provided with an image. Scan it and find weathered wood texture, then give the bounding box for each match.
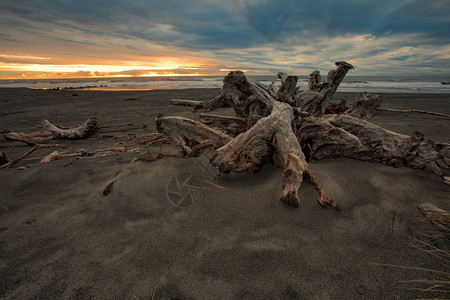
[155,62,449,209]
[295,61,354,116]
[199,113,247,136]
[155,116,232,155]
[297,114,449,175]
[4,117,98,144]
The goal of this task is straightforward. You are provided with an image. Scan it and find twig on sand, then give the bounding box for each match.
[201,179,242,191]
[152,284,158,300]
[0,200,12,215]
[371,262,450,276]
[0,145,38,169]
[376,107,450,118]
[40,147,127,164]
[100,123,146,129]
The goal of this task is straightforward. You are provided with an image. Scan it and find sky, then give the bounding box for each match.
[0,0,449,79]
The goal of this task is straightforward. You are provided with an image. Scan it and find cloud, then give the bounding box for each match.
[0,0,449,77]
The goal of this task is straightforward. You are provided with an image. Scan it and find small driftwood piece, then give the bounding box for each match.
[376,107,450,118]
[4,117,98,144]
[39,146,127,164]
[41,117,98,139]
[418,202,449,231]
[4,131,54,144]
[170,99,204,107]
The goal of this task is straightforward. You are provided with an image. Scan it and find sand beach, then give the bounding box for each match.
[0,88,449,299]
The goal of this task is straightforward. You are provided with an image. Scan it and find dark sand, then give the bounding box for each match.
[0,88,449,299]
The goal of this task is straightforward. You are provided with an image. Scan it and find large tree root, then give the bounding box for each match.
[156,62,448,209]
[158,70,339,207]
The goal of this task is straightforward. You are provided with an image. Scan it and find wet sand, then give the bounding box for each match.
[0,88,449,299]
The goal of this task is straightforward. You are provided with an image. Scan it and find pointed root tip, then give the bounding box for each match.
[280,189,300,208]
[335,61,355,70]
[318,196,340,210]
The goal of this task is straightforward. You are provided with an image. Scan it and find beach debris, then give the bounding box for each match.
[124,97,140,101]
[4,117,98,144]
[40,151,65,164]
[444,176,450,186]
[170,99,203,107]
[139,133,170,147]
[375,107,450,118]
[418,202,449,231]
[160,62,450,208]
[39,147,127,164]
[103,180,115,196]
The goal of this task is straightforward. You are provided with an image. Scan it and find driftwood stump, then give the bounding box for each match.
[158,62,450,208]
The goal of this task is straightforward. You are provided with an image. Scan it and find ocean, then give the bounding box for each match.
[1,75,450,94]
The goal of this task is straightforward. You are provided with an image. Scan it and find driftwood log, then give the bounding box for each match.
[4,117,98,144]
[170,99,203,107]
[159,62,449,208]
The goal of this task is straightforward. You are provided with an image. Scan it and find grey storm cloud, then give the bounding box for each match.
[2,0,449,48]
[0,0,449,75]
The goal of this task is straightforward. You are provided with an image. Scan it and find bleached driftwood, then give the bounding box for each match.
[41,117,98,139]
[295,61,354,116]
[156,62,449,209]
[4,117,98,144]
